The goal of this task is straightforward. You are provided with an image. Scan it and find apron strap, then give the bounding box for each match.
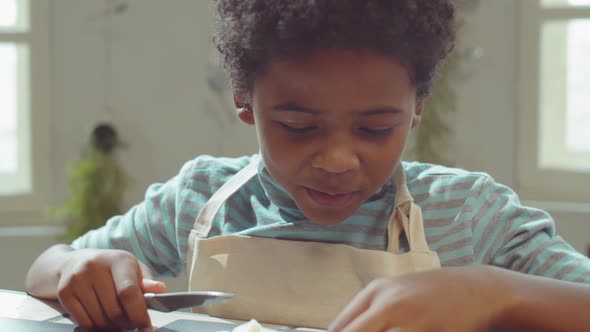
[387,165,430,253]
[191,158,430,253]
[192,160,259,238]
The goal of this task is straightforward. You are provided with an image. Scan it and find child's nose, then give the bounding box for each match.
[311,144,360,174]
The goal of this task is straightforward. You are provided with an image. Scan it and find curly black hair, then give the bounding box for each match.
[213,0,456,102]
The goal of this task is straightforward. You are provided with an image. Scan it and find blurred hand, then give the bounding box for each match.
[56,249,167,331]
[328,266,509,332]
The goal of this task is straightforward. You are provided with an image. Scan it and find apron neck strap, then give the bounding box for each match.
[387,165,430,253]
[192,160,259,237]
[192,160,431,254]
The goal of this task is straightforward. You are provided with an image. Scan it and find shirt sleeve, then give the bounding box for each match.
[469,176,590,284]
[71,159,197,278]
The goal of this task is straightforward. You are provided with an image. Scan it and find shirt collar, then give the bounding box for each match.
[254,155,394,223]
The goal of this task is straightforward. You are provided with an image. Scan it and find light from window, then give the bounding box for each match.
[0,0,17,27]
[543,0,590,7]
[566,20,590,153]
[0,44,18,173]
[517,1,590,202]
[539,19,590,171]
[0,0,31,195]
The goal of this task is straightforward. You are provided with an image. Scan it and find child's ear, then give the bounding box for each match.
[233,90,255,125]
[237,105,255,125]
[411,100,424,129]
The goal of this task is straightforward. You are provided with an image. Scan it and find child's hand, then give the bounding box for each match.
[328,266,509,332]
[56,248,167,331]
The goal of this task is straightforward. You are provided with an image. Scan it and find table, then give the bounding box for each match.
[0,289,320,331]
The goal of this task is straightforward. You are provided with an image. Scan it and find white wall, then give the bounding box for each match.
[1,0,588,292]
[50,0,258,210]
[452,0,519,187]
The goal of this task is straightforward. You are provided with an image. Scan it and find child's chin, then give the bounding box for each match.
[303,209,353,225]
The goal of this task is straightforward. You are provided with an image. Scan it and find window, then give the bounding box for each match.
[0,0,31,195]
[518,0,590,202]
[0,0,49,219]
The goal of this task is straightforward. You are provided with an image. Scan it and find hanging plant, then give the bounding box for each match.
[50,123,130,242]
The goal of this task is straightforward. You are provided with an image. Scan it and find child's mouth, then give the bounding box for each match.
[305,187,357,208]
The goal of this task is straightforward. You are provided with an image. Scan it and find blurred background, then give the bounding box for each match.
[1,0,589,292]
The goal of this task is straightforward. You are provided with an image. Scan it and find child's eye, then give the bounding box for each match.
[279,122,317,134]
[359,127,394,137]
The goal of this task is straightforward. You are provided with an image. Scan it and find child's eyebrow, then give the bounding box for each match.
[272,103,403,115]
[272,103,321,114]
[358,107,403,116]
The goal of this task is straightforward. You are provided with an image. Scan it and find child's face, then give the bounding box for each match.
[242,50,422,225]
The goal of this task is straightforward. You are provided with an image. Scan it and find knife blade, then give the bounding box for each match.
[144,291,234,312]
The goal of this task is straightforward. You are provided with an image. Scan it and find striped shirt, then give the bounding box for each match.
[72,154,590,283]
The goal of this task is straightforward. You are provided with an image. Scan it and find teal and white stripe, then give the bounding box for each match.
[72,155,590,283]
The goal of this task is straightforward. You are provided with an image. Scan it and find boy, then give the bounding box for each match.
[26,1,590,331]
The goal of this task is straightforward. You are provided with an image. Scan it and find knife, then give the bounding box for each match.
[144,291,234,312]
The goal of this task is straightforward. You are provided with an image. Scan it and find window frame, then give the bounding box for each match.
[517,0,590,203]
[0,0,50,225]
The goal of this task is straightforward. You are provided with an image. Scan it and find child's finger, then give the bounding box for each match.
[328,287,375,331]
[92,269,129,327]
[111,259,152,330]
[75,287,110,328]
[338,306,391,332]
[59,293,93,329]
[142,278,168,293]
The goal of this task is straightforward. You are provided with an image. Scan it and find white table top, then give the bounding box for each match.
[0,289,321,331]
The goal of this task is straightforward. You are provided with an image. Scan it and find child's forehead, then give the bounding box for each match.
[252,49,416,107]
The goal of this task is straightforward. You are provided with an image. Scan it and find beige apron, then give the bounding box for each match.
[187,161,441,329]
